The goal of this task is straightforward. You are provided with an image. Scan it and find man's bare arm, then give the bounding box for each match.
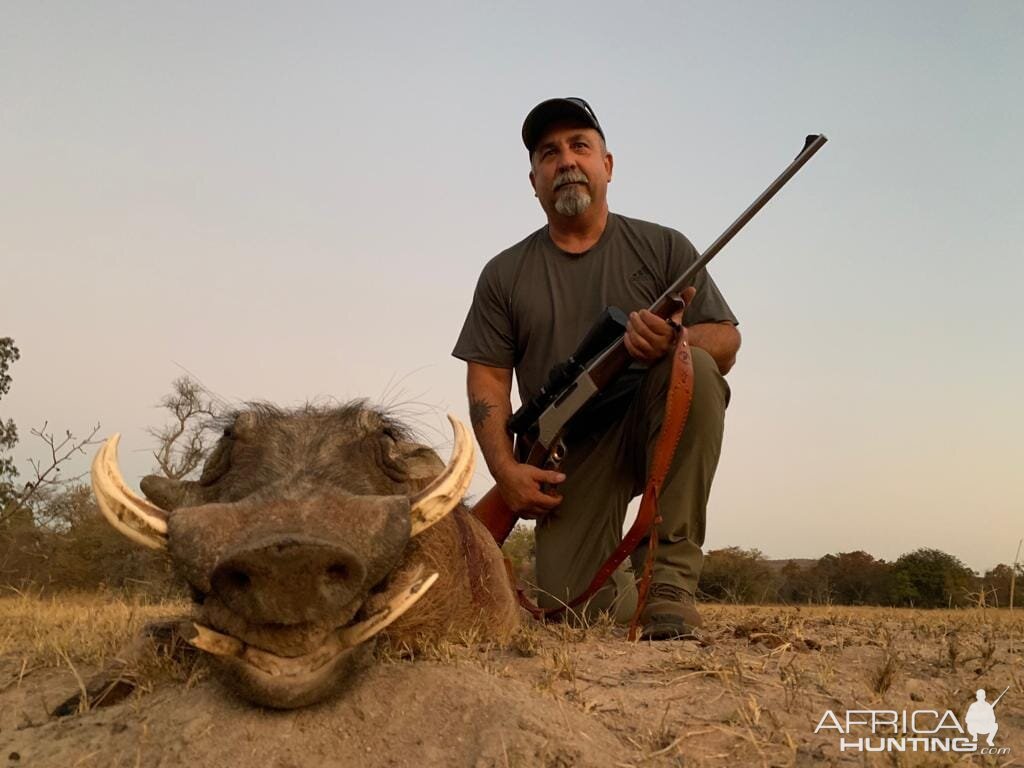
[466,362,564,518]
[686,322,741,375]
[466,362,516,477]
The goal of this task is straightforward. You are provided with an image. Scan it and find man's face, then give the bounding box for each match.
[529,122,613,219]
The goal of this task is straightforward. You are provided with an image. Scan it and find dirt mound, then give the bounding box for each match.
[3,660,625,768]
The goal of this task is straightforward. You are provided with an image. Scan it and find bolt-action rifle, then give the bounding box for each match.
[472,134,828,544]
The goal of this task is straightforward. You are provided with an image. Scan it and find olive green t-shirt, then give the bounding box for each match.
[452,213,738,406]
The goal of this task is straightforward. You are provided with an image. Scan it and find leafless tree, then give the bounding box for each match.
[0,422,101,528]
[148,376,219,480]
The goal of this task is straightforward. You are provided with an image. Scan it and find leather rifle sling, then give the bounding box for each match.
[514,327,695,621]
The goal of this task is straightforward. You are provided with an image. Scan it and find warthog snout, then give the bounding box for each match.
[211,536,367,625]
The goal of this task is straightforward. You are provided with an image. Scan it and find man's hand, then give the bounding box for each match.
[623,286,696,363]
[493,461,565,520]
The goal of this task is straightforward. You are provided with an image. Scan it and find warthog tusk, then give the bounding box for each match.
[337,568,439,647]
[188,623,244,657]
[408,414,474,537]
[91,434,168,550]
[185,568,439,677]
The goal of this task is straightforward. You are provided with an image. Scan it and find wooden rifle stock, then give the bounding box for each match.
[472,485,518,545]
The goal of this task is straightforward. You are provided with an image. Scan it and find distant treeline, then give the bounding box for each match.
[503,528,1023,609]
[0,488,1018,608]
[698,545,1021,609]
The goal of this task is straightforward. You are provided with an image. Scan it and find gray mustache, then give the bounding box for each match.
[554,170,589,190]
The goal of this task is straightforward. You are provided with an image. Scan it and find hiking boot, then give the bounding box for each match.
[639,583,705,642]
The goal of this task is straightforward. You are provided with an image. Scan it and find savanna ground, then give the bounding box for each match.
[0,595,1021,767]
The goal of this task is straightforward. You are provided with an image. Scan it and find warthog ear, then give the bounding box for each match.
[407,414,475,537]
[355,408,383,436]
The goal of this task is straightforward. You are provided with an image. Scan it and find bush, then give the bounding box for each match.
[0,483,182,598]
[889,548,978,608]
[811,551,891,605]
[502,523,536,586]
[698,547,777,603]
[981,563,1024,608]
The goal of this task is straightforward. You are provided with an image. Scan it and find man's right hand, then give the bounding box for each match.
[493,461,565,519]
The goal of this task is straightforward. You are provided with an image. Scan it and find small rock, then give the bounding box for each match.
[910,692,924,702]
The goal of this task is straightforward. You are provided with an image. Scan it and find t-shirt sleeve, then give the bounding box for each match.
[666,229,739,327]
[451,259,516,368]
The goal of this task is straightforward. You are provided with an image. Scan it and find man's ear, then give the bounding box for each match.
[529,169,537,197]
[605,152,614,183]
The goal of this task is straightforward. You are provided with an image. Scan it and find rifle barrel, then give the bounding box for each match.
[651,134,828,318]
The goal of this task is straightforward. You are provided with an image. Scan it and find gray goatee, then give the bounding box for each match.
[552,170,592,217]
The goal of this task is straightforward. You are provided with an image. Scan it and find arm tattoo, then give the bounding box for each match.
[469,397,495,429]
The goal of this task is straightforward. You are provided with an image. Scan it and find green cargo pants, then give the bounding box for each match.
[534,346,730,622]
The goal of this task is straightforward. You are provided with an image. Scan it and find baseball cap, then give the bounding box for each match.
[522,97,605,154]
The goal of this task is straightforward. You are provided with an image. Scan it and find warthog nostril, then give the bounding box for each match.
[223,569,251,592]
[326,563,350,582]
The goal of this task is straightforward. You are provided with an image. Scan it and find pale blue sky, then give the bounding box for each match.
[2,1,1022,572]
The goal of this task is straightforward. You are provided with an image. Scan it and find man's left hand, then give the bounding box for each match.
[623,287,695,363]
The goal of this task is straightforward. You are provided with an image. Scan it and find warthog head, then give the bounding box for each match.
[92,403,476,708]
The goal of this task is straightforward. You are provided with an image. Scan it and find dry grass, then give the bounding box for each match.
[0,591,189,670]
[2,597,1022,767]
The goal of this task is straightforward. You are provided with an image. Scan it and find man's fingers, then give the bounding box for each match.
[521,501,559,519]
[625,313,664,360]
[533,491,563,509]
[518,488,562,516]
[624,331,656,362]
[638,309,673,337]
[629,311,671,344]
[625,332,653,360]
[526,466,565,485]
[543,470,566,485]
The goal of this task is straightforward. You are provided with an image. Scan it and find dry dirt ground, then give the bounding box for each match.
[0,595,1021,767]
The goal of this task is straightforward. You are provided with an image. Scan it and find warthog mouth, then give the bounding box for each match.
[190,567,436,671]
[179,568,438,708]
